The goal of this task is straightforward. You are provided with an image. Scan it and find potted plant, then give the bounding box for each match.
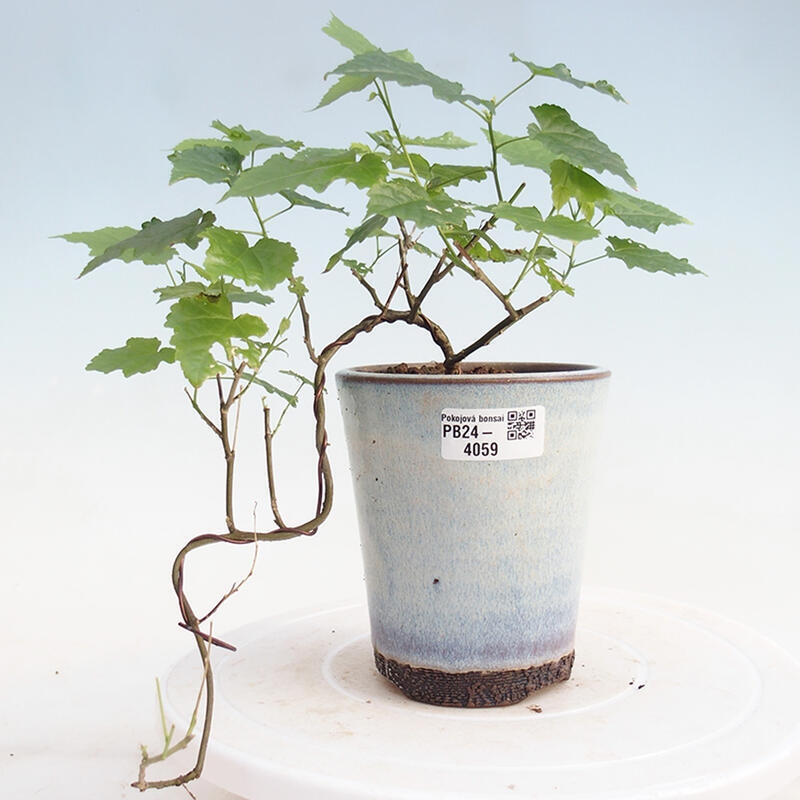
[62,15,700,792]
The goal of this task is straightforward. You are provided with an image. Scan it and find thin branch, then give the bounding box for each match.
[184,389,221,438]
[177,622,236,652]
[264,406,287,529]
[453,241,518,318]
[445,292,555,370]
[406,183,526,324]
[133,627,214,792]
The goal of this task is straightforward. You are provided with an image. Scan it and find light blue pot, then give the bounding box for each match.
[336,363,610,707]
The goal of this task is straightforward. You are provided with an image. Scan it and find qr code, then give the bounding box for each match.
[507,408,537,440]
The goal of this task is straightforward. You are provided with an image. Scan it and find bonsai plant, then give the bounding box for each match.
[62,15,700,792]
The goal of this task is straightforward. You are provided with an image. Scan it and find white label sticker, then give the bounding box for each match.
[440,407,545,461]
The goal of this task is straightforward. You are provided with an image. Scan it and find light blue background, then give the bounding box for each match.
[2,1,798,798]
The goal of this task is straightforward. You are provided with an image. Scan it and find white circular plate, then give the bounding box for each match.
[163,588,800,799]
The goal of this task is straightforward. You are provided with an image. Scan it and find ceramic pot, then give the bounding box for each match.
[336,363,610,708]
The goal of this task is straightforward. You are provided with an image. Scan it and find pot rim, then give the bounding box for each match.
[336,362,611,384]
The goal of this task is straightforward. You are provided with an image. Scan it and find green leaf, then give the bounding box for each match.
[529,104,635,187]
[605,237,703,275]
[226,288,276,306]
[602,190,689,233]
[534,261,575,296]
[59,226,138,258]
[277,316,291,336]
[486,203,600,241]
[403,132,475,149]
[279,189,346,214]
[156,282,275,307]
[77,210,216,277]
[389,151,431,181]
[493,129,557,172]
[281,368,313,386]
[60,226,176,268]
[209,121,303,154]
[366,179,470,228]
[166,294,268,386]
[237,338,269,369]
[203,228,296,290]
[326,213,388,271]
[510,55,626,102]
[549,160,610,218]
[226,148,387,198]
[451,230,532,264]
[325,50,466,103]
[316,74,375,109]
[288,275,308,298]
[86,337,176,377]
[322,14,378,55]
[243,373,300,405]
[154,282,214,303]
[427,164,488,190]
[168,145,244,185]
[341,258,370,274]
[368,130,398,152]
[172,123,302,157]
[320,18,439,108]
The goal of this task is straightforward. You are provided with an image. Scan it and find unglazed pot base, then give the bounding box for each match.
[374,648,575,707]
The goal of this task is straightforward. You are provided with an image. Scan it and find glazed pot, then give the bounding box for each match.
[336,362,610,708]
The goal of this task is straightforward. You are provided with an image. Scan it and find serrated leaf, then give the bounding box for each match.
[166,294,268,386]
[510,55,626,102]
[326,50,466,103]
[227,288,275,306]
[485,203,600,241]
[326,213,388,271]
[549,160,610,218]
[534,261,575,296]
[389,151,431,181]
[203,228,296,290]
[156,282,274,306]
[407,239,437,258]
[322,14,377,55]
[316,74,376,110]
[168,145,244,185]
[243,374,300,405]
[225,148,387,198]
[450,230,528,263]
[288,276,308,298]
[209,121,303,154]
[367,180,470,228]
[341,258,370,274]
[61,225,173,269]
[529,104,635,187]
[237,339,268,369]
[601,190,689,233]
[279,189,346,213]
[86,337,176,377]
[58,226,138,258]
[605,237,703,276]
[403,132,475,149]
[77,210,216,277]
[154,282,214,303]
[494,129,557,172]
[427,164,488,190]
[280,369,313,386]
[173,124,302,157]
[368,130,398,152]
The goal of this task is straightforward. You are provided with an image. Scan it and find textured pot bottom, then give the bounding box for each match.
[374,648,575,708]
